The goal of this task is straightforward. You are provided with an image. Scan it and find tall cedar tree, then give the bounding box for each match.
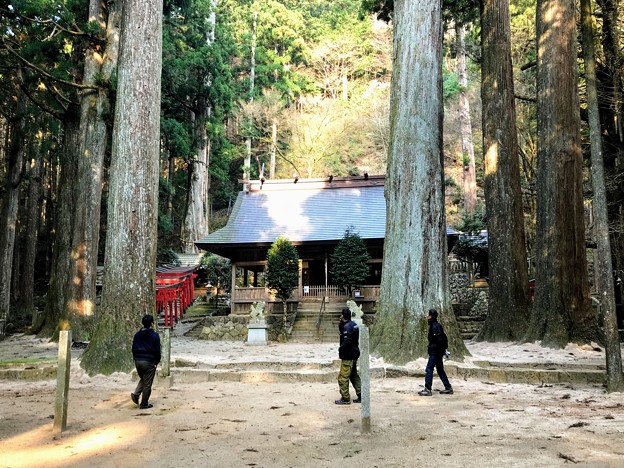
[266,236,299,305]
[580,0,623,391]
[330,227,371,295]
[81,0,163,374]
[370,0,468,364]
[477,0,530,341]
[593,0,624,327]
[526,0,596,346]
[61,0,120,337]
[0,89,27,336]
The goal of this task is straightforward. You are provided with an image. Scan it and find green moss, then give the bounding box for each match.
[0,357,54,366]
[80,315,135,376]
[183,302,213,318]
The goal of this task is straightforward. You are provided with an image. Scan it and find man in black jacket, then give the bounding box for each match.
[131,314,161,409]
[335,308,362,405]
[418,309,453,396]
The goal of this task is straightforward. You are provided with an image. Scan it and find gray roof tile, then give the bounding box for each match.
[195,182,458,251]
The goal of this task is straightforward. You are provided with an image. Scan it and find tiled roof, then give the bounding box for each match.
[195,177,458,253]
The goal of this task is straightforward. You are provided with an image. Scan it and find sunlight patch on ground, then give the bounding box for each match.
[0,421,146,467]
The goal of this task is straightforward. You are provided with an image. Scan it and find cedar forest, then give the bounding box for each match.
[0,0,622,388]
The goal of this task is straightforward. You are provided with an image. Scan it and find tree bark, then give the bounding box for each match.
[526,0,595,347]
[243,11,257,190]
[181,0,216,252]
[15,131,44,319]
[0,89,28,336]
[37,108,81,337]
[182,103,209,253]
[81,0,163,375]
[477,0,531,341]
[62,0,120,339]
[580,0,623,391]
[457,24,477,215]
[594,0,624,330]
[370,0,468,364]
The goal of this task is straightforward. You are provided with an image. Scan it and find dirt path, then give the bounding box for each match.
[1,370,623,467]
[0,334,623,467]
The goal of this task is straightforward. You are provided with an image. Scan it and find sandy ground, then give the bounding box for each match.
[1,332,623,468]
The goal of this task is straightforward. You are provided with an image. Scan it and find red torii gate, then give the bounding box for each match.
[156,265,197,328]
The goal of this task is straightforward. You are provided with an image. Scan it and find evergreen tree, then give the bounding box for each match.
[266,236,299,304]
[526,0,595,347]
[368,0,468,364]
[81,0,163,374]
[330,227,370,295]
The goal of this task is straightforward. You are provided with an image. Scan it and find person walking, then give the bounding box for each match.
[418,309,453,396]
[335,308,362,405]
[131,314,161,409]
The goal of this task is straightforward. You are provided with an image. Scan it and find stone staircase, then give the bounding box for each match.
[455,315,486,339]
[169,358,340,384]
[162,359,608,386]
[288,299,344,343]
[453,303,486,339]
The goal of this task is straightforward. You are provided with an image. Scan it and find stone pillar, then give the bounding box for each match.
[161,328,171,376]
[359,324,371,433]
[53,330,72,434]
[247,319,269,345]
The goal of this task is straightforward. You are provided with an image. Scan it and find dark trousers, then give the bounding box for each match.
[133,360,157,406]
[424,354,451,390]
[338,359,361,400]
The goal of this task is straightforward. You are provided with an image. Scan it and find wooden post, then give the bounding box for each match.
[53,330,72,434]
[359,325,371,433]
[162,327,171,377]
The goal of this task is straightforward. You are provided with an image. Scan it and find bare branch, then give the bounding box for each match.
[3,42,101,91]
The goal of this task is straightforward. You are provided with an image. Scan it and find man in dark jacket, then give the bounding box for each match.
[131,314,161,409]
[418,309,453,396]
[336,308,362,405]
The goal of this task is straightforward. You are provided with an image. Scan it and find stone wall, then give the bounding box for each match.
[189,275,490,342]
[450,273,489,317]
[193,313,294,342]
[450,273,488,338]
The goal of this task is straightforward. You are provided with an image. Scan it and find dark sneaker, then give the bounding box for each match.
[139,403,153,409]
[334,399,351,405]
[353,395,362,403]
[130,393,139,405]
[418,388,432,396]
[439,388,454,395]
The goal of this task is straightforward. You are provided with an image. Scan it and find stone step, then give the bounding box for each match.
[173,359,339,370]
[471,360,606,372]
[169,368,338,384]
[447,364,605,385]
[2,360,607,386]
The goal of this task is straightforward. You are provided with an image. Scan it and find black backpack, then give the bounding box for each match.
[439,325,449,350]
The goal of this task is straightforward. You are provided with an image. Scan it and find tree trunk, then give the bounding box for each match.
[37,108,81,337]
[370,0,468,364]
[594,0,624,332]
[81,0,163,375]
[0,90,28,336]
[16,132,44,320]
[243,12,257,189]
[526,0,595,347]
[457,24,477,215]
[62,0,120,339]
[181,1,216,252]
[580,0,623,391]
[182,103,209,253]
[270,119,277,178]
[477,0,531,341]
